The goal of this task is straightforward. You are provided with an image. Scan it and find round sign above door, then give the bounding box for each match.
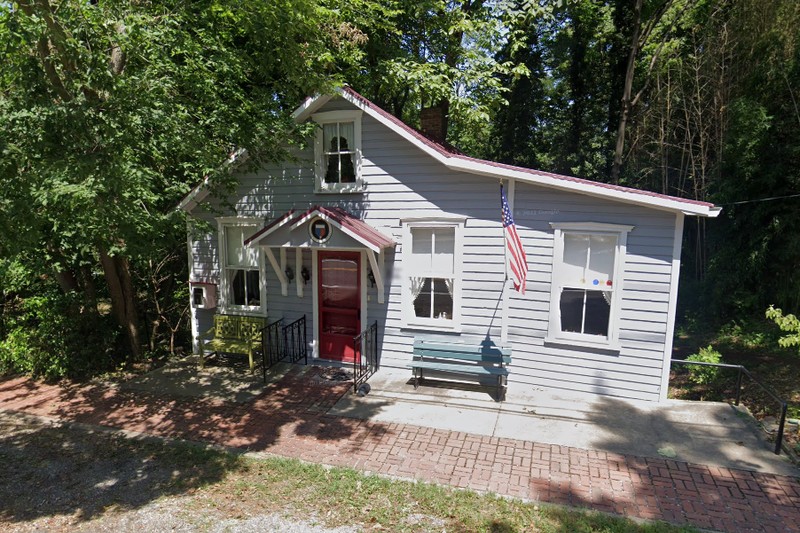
[309,217,332,244]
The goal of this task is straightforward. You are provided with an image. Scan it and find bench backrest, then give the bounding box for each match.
[214,314,268,340]
[413,340,511,365]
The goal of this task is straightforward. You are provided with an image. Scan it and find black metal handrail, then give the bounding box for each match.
[671,359,790,455]
[262,318,285,383]
[353,321,379,393]
[283,315,308,366]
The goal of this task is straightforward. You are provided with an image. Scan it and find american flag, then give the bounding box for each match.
[501,184,528,294]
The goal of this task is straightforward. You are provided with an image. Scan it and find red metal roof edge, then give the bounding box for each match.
[341,87,715,210]
[245,209,295,246]
[280,205,394,249]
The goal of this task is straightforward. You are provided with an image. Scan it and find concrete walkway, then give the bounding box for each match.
[1,362,798,533]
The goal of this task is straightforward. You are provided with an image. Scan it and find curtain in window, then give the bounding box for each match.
[410,276,426,300]
[444,278,454,297]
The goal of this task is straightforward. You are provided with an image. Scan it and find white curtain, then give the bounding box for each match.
[444,278,454,297]
[410,277,426,300]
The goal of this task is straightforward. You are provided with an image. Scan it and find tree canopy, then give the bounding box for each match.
[1,0,799,375]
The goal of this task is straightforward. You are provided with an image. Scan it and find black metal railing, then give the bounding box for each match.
[260,316,308,383]
[262,318,285,383]
[283,315,308,365]
[353,320,379,393]
[671,359,790,455]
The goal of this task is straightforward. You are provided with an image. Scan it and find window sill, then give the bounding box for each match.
[544,335,621,354]
[219,307,266,317]
[401,322,462,334]
[315,183,366,194]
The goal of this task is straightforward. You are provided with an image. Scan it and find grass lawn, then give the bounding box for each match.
[0,411,696,533]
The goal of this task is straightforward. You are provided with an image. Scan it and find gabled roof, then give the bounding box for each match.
[294,87,721,218]
[246,206,395,253]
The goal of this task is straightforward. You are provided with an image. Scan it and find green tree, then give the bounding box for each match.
[0,0,353,360]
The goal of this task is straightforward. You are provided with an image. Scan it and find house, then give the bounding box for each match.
[179,87,720,403]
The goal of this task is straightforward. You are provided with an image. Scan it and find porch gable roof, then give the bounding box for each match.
[246,206,395,253]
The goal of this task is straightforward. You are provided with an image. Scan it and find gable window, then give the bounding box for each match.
[218,219,264,313]
[547,223,632,349]
[402,219,463,331]
[313,110,363,193]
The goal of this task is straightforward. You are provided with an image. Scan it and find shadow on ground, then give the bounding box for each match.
[0,411,239,524]
[0,362,392,526]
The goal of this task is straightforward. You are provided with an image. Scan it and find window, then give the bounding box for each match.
[313,110,363,193]
[547,223,632,348]
[402,220,463,330]
[218,219,263,312]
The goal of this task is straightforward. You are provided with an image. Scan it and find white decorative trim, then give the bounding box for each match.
[550,222,635,233]
[400,215,468,224]
[296,248,303,298]
[311,249,319,360]
[366,249,384,304]
[187,219,199,354]
[660,213,685,401]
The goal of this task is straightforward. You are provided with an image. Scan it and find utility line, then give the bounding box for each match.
[719,193,800,206]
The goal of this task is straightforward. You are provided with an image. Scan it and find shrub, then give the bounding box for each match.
[0,293,120,380]
[685,345,724,385]
[766,305,800,352]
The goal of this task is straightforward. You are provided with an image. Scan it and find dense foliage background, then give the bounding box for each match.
[1,0,798,378]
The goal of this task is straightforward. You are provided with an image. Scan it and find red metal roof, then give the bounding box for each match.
[341,87,716,211]
[246,206,395,251]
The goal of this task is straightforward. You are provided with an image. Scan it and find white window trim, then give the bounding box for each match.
[217,217,266,315]
[546,222,633,351]
[312,110,364,194]
[401,219,464,332]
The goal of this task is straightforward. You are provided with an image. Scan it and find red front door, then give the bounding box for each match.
[318,251,361,362]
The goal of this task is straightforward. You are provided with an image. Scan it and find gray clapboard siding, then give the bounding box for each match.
[187,95,682,402]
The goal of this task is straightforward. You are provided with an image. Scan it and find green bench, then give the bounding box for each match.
[197,314,268,371]
[408,340,512,401]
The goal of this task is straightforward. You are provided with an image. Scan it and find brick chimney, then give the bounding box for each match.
[420,106,448,143]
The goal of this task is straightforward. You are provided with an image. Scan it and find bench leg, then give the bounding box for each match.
[198,341,205,369]
[248,346,255,373]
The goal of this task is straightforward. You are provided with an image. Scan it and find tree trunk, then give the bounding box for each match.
[611,0,643,184]
[99,248,141,361]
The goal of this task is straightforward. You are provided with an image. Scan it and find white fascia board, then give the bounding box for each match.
[177,148,249,213]
[249,214,294,246]
[177,178,211,212]
[292,94,333,122]
[289,210,382,253]
[447,158,721,218]
[336,91,451,166]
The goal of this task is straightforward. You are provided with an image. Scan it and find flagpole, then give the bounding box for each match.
[500,179,516,345]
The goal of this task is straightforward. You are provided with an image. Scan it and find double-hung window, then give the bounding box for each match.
[313,110,363,193]
[402,220,463,330]
[218,218,263,313]
[547,223,632,348]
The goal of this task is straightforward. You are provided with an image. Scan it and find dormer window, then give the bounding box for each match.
[313,110,363,193]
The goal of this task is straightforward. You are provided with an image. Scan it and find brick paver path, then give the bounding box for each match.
[1,367,798,532]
